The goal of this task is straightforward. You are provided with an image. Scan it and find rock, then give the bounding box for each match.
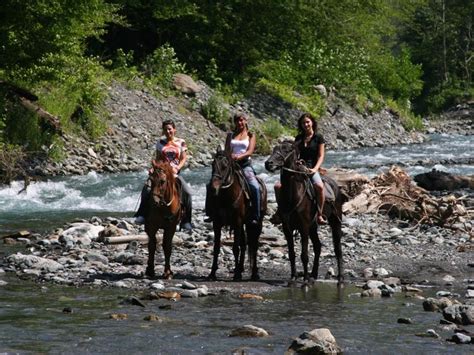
[143,314,162,322]
[397,318,413,324]
[239,293,264,301]
[60,223,104,243]
[313,84,327,97]
[443,305,474,325]
[110,313,128,320]
[361,288,382,297]
[120,296,146,307]
[373,267,390,277]
[158,291,181,300]
[415,329,440,338]
[383,277,400,287]
[180,289,199,298]
[230,325,269,338]
[173,73,202,95]
[0,280,8,286]
[449,333,472,344]
[466,289,474,298]
[151,282,165,291]
[84,252,109,265]
[181,280,197,290]
[363,280,384,290]
[6,253,63,273]
[288,328,341,354]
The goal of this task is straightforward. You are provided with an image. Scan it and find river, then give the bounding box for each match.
[0,133,472,353]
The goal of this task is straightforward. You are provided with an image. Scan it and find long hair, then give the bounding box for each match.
[297,113,317,135]
[233,112,250,135]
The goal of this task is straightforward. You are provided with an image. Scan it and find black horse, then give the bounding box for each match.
[265,140,344,284]
[207,148,267,281]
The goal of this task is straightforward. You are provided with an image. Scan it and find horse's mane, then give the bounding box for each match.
[151,159,175,178]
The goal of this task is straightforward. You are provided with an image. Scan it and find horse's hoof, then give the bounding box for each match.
[251,273,260,281]
[337,278,345,287]
[233,274,242,281]
[145,270,155,279]
[163,271,173,280]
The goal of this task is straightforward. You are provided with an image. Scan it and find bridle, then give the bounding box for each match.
[212,153,235,189]
[150,167,174,207]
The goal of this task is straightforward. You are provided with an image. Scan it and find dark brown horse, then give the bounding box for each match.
[207,148,267,281]
[265,141,344,284]
[144,159,181,279]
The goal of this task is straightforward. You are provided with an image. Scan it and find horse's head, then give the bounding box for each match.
[210,146,233,195]
[149,160,174,206]
[265,140,295,172]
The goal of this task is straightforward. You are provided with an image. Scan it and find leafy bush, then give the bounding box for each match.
[426,83,474,113]
[200,94,229,129]
[141,44,186,89]
[386,99,423,131]
[254,118,296,155]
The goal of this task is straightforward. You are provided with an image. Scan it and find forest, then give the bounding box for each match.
[0,0,473,159]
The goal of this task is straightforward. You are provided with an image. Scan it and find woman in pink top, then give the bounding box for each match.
[135,119,193,232]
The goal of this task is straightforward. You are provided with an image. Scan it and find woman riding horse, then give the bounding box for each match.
[135,119,193,232]
[274,113,327,224]
[144,159,181,279]
[207,112,267,281]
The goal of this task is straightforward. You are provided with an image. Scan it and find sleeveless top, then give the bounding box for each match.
[229,134,252,168]
[155,137,187,172]
[295,133,325,168]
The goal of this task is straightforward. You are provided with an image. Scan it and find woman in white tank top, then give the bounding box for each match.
[224,113,261,224]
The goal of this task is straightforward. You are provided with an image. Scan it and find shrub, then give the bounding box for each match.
[200,94,229,129]
[141,44,186,89]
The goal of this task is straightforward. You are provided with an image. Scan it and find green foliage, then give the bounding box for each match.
[254,118,296,155]
[426,83,474,112]
[200,94,229,129]
[256,79,325,118]
[141,44,186,89]
[386,99,423,131]
[204,58,223,89]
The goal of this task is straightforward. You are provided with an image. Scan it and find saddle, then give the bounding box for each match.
[235,167,266,213]
[306,176,335,202]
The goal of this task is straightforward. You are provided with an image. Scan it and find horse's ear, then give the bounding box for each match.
[216,145,222,153]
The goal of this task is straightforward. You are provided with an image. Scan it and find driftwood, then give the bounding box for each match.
[343,166,472,231]
[414,169,474,191]
[102,235,150,244]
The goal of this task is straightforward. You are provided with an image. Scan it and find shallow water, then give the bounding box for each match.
[0,268,469,354]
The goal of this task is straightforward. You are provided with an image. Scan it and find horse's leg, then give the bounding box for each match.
[300,229,310,283]
[162,225,176,280]
[329,211,344,285]
[232,224,245,281]
[283,223,297,282]
[309,223,322,284]
[145,226,159,278]
[247,222,261,281]
[209,222,222,280]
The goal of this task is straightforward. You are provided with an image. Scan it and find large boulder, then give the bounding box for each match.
[288,328,342,354]
[443,305,474,325]
[6,253,63,273]
[173,73,202,95]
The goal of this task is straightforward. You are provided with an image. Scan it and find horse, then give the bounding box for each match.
[265,140,344,285]
[207,148,267,281]
[144,159,181,279]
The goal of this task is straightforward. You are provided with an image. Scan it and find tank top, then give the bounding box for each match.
[230,137,250,155]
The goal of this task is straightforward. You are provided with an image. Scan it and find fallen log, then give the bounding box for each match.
[414,169,474,191]
[102,235,150,244]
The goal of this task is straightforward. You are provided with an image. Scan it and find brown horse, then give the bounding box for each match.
[265,141,344,285]
[144,159,181,279]
[207,148,267,281]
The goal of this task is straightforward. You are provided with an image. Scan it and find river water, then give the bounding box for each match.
[0,133,472,353]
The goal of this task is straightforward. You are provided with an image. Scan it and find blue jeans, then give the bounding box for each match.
[242,165,260,221]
